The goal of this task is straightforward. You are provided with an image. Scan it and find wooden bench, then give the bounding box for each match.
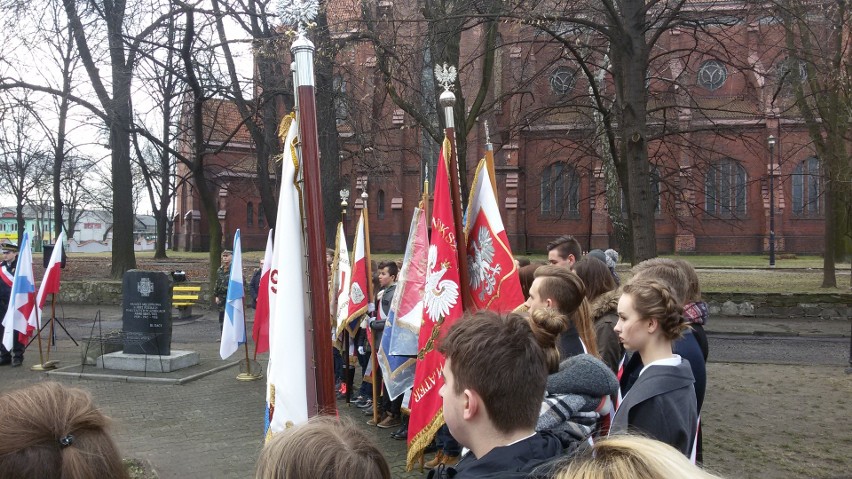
[172,285,202,319]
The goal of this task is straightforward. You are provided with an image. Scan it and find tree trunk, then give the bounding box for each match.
[63,0,136,277]
[314,7,342,245]
[181,8,222,287]
[255,53,283,230]
[610,1,656,264]
[822,175,836,287]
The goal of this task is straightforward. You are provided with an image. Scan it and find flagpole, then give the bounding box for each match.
[421,178,430,215]
[292,31,336,415]
[484,121,498,200]
[437,65,473,309]
[359,190,381,424]
[339,191,354,403]
[242,322,254,377]
[47,295,56,357]
[30,307,53,371]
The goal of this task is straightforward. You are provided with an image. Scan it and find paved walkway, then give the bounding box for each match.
[0,304,847,478]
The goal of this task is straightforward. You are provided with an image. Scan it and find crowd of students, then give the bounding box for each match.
[0,234,722,478]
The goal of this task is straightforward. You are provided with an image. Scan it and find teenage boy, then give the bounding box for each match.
[546,235,582,268]
[432,311,563,478]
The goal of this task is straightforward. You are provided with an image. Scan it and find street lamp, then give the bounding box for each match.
[767,135,776,268]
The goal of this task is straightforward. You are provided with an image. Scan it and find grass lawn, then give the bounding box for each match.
[74,251,852,294]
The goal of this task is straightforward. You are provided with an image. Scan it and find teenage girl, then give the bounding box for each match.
[610,277,697,457]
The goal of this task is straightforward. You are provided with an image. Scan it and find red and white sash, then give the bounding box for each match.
[1,264,13,287]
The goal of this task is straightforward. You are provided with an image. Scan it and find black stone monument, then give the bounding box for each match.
[122,270,172,355]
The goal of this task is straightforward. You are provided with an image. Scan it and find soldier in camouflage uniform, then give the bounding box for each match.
[214,250,232,333]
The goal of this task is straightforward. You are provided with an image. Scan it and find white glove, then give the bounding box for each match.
[358,346,365,356]
[367,303,376,313]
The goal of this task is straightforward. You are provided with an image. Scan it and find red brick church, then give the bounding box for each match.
[173,3,827,255]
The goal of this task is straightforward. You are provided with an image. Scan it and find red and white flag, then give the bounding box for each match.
[252,229,273,355]
[407,137,464,468]
[2,232,36,348]
[465,158,524,311]
[344,210,369,333]
[29,231,65,332]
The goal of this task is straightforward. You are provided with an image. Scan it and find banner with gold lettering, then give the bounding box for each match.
[406,137,463,468]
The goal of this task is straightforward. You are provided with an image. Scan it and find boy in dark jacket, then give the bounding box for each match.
[428,311,564,478]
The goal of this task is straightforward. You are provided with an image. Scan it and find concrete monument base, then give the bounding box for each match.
[96,350,200,373]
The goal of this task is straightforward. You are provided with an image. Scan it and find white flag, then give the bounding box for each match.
[265,113,310,437]
[333,223,351,335]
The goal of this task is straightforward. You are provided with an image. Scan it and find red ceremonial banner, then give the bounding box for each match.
[406,138,464,468]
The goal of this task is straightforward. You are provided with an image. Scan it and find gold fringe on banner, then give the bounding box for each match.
[406,410,445,471]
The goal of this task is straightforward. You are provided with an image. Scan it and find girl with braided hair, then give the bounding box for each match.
[0,382,128,479]
[610,277,698,458]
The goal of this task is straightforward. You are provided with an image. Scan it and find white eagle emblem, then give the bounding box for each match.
[277,0,318,27]
[434,63,458,91]
[468,226,501,302]
[350,282,365,305]
[424,245,459,323]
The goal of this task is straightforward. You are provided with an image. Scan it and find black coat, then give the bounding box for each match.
[427,432,564,479]
[0,259,17,315]
[613,358,698,456]
[557,325,585,360]
[621,330,706,413]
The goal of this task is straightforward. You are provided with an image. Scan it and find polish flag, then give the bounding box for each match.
[28,231,66,334]
[344,210,369,333]
[252,229,273,355]
[464,157,524,312]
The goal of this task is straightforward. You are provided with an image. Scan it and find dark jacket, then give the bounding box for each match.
[369,283,397,347]
[589,290,623,374]
[620,330,706,414]
[557,325,585,360]
[613,358,698,456]
[248,268,262,305]
[683,302,710,360]
[0,258,16,315]
[427,431,564,479]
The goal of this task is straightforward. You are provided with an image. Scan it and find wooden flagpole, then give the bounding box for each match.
[46,296,56,357]
[339,191,353,403]
[292,31,336,415]
[360,190,381,424]
[484,121,498,200]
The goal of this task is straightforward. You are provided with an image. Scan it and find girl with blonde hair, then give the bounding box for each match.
[256,416,390,479]
[555,435,724,479]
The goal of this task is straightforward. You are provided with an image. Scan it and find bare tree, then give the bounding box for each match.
[59,154,99,241]
[353,0,500,196]
[132,9,182,259]
[0,0,185,276]
[774,0,851,286]
[0,97,52,241]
